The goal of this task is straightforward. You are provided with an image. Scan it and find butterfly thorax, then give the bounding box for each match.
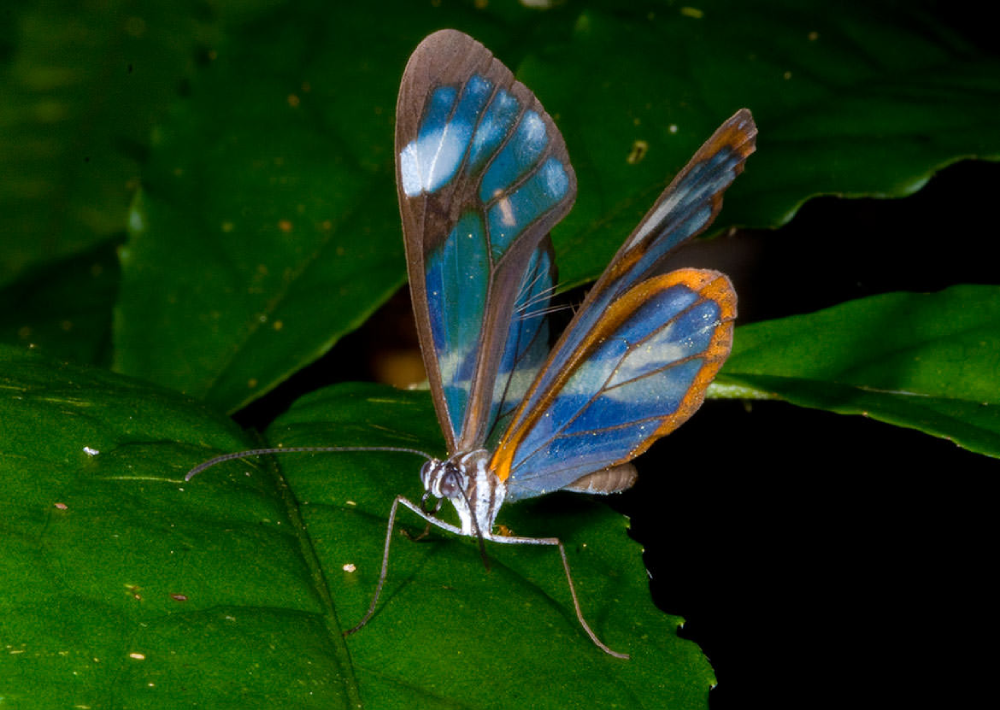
[420,449,506,538]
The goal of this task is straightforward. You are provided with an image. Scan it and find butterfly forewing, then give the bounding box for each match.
[396,29,576,453]
[602,109,757,289]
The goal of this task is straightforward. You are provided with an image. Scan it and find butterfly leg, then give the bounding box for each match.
[345,495,467,636]
[346,497,628,659]
[486,532,629,659]
[401,493,444,541]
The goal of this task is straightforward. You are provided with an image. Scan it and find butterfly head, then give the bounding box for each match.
[419,450,506,538]
[419,457,460,499]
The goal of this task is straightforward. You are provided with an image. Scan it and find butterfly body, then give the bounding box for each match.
[419,449,503,538]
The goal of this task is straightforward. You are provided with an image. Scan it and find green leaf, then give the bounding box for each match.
[113,3,408,412]
[0,346,358,708]
[530,2,1000,284]
[717,285,1000,457]
[0,347,714,708]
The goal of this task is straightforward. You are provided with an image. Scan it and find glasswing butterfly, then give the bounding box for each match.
[188,29,756,659]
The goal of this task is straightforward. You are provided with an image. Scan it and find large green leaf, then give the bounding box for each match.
[716,285,1000,457]
[106,0,1000,412]
[0,346,714,708]
[537,2,1000,284]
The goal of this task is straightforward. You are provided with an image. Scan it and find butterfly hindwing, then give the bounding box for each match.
[396,29,576,452]
[484,236,557,449]
[492,268,736,500]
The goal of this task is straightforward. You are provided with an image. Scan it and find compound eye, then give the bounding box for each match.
[438,468,462,498]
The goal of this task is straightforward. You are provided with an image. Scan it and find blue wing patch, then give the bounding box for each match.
[424,210,490,438]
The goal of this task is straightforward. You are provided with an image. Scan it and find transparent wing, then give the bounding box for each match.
[396,29,576,452]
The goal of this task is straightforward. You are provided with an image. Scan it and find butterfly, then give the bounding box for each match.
[188,29,756,659]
